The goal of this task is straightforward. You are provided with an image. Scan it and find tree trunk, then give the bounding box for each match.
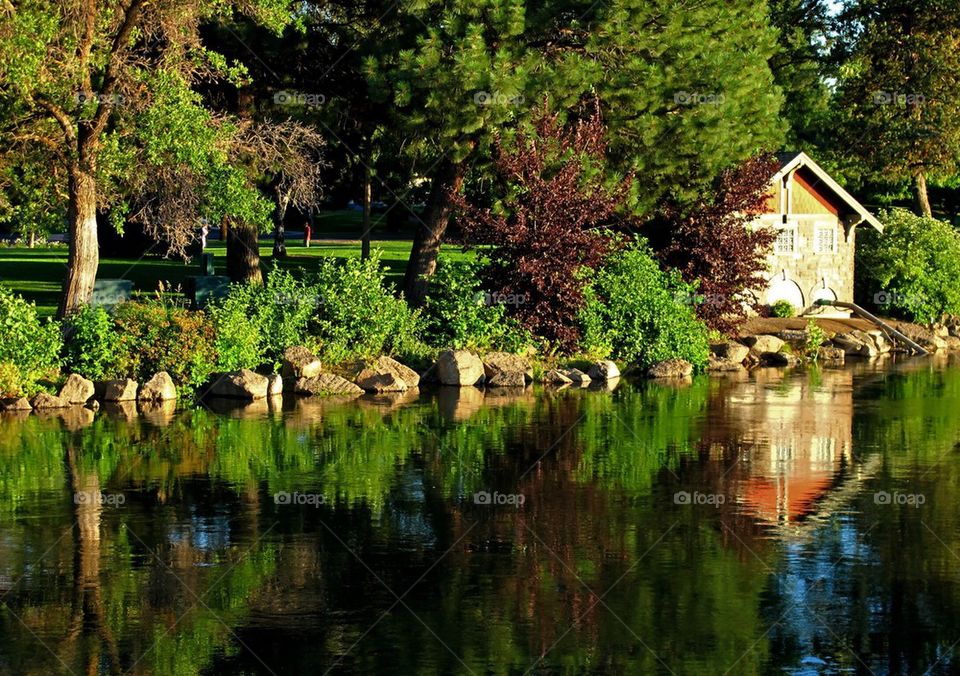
[361,165,372,261]
[402,161,467,305]
[914,171,933,217]
[273,190,289,259]
[226,220,263,284]
[58,169,99,318]
[28,231,36,248]
[67,446,121,676]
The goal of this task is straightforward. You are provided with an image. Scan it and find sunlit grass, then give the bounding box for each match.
[0,237,474,316]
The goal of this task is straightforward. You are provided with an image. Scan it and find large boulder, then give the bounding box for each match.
[587,360,621,381]
[818,346,845,363]
[280,346,323,379]
[355,356,421,392]
[741,334,785,356]
[760,351,799,367]
[850,330,883,356]
[646,359,693,379]
[58,374,95,404]
[894,323,946,352]
[868,331,892,354]
[436,350,485,386]
[564,368,592,385]
[832,332,877,358]
[1,397,32,411]
[706,355,745,372]
[103,378,138,402]
[138,372,177,401]
[208,369,270,399]
[710,342,750,364]
[267,374,284,397]
[292,373,364,397]
[483,352,533,387]
[542,369,573,385]
[487,370,527,388]
[30,392,69,409]
[931,322,950,339]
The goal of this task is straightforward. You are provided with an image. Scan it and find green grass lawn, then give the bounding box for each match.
[0,237,472,316]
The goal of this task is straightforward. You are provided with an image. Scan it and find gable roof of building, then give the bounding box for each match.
[773,151,883,232]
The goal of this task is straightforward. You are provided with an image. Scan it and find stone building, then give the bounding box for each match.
[755,152,882,315]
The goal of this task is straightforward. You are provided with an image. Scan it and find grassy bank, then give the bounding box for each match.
[0,237,472,316]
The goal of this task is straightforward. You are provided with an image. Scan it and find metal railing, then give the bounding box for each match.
[811,299,929,355]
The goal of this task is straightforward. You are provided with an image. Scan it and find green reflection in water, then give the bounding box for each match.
[1,361,960,674]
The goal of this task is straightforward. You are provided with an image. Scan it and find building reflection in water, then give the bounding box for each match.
[712,368,854,527]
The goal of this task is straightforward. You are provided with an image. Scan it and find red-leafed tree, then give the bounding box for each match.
[454,105,630,349]
[657,154,779,335]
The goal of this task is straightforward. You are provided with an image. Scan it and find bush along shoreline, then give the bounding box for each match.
[3,244,960,415]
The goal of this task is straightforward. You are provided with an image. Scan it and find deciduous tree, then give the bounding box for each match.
[455,105,627,349]
[656,154,780,335]
[0,0,289,315]
[835,0,960,217]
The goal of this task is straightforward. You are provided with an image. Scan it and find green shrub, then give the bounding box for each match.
[112,301,217,388]
[770,300,796,318]
[0,361,25,398]
[63,304,124,380]
[311,253,424,362]
[422,260,532,352]
[805,319,826,361]
[208,282,265,372]
[0,287,62,394]
[579,240,711,369]
[260,269,318,363]
[208,269,319,371]
[857,208,960,322]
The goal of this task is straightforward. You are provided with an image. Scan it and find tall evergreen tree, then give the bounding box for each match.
[767,0,835,150]
[370,0,785,304]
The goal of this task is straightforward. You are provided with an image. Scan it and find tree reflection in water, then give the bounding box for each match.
[1,360,960,673]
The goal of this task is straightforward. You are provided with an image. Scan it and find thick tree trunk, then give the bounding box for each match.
[66,446,121,675]
[28,231,36,248]
[58,169,99,318]
[361,165,372,261]
[226,221,263,284]
[402,161,467,305]
[914,171,932,218]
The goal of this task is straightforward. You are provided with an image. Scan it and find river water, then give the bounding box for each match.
[2,357,960,674]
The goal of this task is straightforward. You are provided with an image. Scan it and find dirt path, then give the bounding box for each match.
[739,316,914,337]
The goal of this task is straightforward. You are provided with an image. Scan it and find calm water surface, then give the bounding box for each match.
[2,357,960,675]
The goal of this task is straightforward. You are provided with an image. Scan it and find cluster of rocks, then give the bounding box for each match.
[541,360,620,386]
[432,350,620,389]
[200,347,361,400]
[1,371,178,412]
[16,315,954,415]
[694,318,960,378]
[918,316,960,351]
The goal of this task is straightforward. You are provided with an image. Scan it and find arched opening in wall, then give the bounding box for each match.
[765,278,805,311]
[809,285,838,307]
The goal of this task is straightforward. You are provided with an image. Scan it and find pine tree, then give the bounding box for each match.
[370,0,786,304]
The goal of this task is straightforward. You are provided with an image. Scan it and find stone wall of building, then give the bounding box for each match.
[764,215,856,307]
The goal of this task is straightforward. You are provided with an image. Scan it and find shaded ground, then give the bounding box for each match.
[0,237,472,316]
[740,316,927,337]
